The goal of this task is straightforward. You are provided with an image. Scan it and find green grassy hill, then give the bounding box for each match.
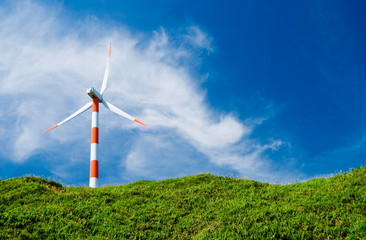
[0,167,365,239]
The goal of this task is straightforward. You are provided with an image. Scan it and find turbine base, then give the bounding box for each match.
[89,177,99,188]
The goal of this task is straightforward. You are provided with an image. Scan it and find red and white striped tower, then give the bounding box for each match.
[43,43,146,188]
[90,97,99,188]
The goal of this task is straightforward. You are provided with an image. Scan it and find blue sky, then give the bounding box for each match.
[1,0,366,186]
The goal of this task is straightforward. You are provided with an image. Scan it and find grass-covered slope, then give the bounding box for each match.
[0,167,365,239]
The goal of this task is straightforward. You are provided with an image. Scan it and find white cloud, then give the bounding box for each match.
[0,0,286,182]
[185,26,213,53]
[124,134,201,180]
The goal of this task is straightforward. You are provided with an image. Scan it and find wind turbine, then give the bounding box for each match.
[43,43,146,188]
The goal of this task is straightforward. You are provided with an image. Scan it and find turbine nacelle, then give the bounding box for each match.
[87,87,103,102]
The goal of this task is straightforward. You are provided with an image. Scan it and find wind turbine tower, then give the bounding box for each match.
[44,43,146,188]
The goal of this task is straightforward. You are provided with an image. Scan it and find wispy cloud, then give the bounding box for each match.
[185,26,213,53]
[0,1,291,183]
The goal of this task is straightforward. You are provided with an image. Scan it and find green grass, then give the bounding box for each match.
[0,167,365,239]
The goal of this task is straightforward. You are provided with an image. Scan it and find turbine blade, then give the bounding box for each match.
[43,125,58,133]
[100,42,111,95]
[43,102,93,133]
[134,119,147,126]
[102,100,146,126]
